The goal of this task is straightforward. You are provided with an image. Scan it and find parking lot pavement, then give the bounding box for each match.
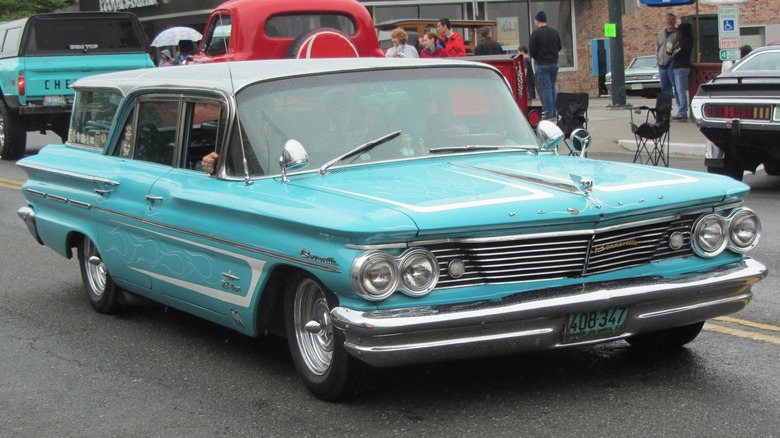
[583,96,707,157]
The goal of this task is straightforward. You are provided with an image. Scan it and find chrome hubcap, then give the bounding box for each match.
[294,278,333,376]
[84,239,107,297]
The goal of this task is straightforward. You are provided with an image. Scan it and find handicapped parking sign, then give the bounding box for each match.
[718,6,739,38]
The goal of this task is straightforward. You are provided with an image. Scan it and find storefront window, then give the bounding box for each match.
[419,4,464,20]
[526,0,573,68]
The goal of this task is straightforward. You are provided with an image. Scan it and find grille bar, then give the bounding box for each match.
[428,217,695,288]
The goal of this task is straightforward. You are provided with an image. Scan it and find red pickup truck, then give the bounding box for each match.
[194,0,538,124]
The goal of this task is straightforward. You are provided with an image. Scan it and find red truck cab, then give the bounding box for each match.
[194,0,383,62]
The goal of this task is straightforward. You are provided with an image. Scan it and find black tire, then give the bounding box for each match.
[625,321,705,350]
[763,160,780,176]
[0,100,28,160]
[707,155,744,181]
[284,271,367,401]
[77,236,122,314]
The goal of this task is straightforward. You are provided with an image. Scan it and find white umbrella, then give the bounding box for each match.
[151,27,203,47]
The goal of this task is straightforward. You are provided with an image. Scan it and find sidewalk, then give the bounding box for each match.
[582,96,707,157]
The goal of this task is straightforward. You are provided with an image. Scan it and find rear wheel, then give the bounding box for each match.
[0,100,27,160]
[77,236,121,314]
[625,321,705,350]
[284,272,367,401]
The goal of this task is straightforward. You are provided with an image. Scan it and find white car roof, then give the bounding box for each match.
[72,58,496,96]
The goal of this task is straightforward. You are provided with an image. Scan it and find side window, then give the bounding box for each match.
[133,100,179,165]
[69,90,123,148]
[3,27,20,55]
[203,13,231,56]
[181,101,226,170]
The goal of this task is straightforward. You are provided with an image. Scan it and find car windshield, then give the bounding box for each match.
[629,56,656,69]
[230,67,537,178]
[733,49,780,71]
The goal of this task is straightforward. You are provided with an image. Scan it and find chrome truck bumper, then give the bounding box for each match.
[331,259,767,367]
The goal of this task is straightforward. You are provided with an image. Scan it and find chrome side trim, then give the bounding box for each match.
[16,162,120,186]
[93,209,341,274]
[331,259,767,367]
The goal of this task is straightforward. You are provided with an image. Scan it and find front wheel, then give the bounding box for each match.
[77,236,121,314]
[284,272,367,401]
[625,321,705,350]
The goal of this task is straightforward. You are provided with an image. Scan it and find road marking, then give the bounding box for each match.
[715,316,780,333]
[704,323,780,346]
[0,177,23,190]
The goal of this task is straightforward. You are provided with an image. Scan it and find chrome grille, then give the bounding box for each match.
[429,217,694,288]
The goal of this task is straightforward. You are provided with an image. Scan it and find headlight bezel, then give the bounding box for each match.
[727,208,761,252]
[692,213,728,257]
[350,248,439,301]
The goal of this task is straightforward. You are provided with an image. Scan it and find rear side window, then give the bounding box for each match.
[2,28,21,55]
[265,14,356,38]
[24,17,145,55]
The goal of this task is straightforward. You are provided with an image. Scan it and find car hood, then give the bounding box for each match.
[288,153,748,238]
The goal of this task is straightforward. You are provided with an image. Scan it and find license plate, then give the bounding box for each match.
[630,83,643,90]
[44,95,67,106]
[563,307,628,343]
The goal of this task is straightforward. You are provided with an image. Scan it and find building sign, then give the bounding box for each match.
[496,17,519,47]
[100,0,158,12]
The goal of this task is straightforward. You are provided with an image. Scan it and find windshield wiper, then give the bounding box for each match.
[429,145,529,154]
[318,130,402,175]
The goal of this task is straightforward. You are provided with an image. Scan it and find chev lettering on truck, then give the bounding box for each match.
[0,12,154,161]
[44,80,75,91]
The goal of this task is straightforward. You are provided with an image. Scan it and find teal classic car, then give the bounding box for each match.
[17,59,766,401]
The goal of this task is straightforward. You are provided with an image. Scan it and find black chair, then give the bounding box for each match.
[630,93,672,166]
[555,92,589,156]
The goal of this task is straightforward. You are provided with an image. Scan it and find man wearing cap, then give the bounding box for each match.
[529,11,562,120]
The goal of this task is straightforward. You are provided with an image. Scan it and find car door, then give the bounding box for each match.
[94,97,179,291]
[141,97,264,326]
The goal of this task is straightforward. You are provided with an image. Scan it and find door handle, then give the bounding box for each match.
[94,188,112,196]
[144,194,163,203]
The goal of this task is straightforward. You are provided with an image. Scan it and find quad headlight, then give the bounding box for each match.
[727,208,761,252]
[692,208,761,257]
[350,248,439,301]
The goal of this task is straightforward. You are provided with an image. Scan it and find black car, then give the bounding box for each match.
[692,44,780,181]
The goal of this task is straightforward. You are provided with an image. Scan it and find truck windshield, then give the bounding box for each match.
[24,17,146,55]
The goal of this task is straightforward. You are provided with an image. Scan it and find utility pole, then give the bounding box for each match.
[608,0,628,107]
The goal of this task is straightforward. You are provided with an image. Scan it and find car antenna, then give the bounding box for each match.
[218,13,253,186]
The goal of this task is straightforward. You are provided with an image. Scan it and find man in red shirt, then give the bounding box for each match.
[436,18,465,57]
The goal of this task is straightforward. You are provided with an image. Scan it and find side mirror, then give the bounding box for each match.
[569,128,591,158]
[535,120,564,152]
[279,139,309,182]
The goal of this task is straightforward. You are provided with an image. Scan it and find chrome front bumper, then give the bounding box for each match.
[331,259,767,367]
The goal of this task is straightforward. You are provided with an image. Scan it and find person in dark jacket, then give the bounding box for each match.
[671,22,694,120]
[528,11,562,119]
[518,46,536,104]
[474,26,503,55]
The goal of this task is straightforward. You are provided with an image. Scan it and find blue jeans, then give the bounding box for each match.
[658,64,675,96]
[673,67,690,117]
[536,63,559,119]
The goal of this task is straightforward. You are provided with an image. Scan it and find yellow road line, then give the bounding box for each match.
[0,181,22,190]
[714,316,780,333]
[704,323,780,346]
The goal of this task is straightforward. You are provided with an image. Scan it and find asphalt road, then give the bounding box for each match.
[1,134,779,437]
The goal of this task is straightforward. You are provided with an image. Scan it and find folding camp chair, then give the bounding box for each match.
[630,93,672,166]
[555,92,589,156]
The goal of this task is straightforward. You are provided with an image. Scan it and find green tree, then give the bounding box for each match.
[0,0,68,21]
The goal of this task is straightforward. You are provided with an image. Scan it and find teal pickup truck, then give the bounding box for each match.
[0,12,154,160]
